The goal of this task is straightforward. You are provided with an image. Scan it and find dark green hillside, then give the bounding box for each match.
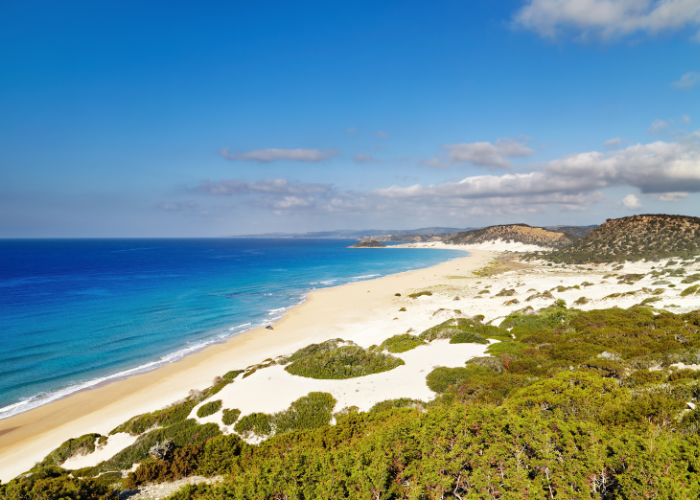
[548,214,700,263]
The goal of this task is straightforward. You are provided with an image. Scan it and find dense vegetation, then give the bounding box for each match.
[10,303,700,498]
[222,408,241,426]
[546,214,700,263]
[284,339,404,379]
[33,433,104,469]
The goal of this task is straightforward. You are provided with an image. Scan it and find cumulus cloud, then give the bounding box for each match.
[672,72,700,89]
[439,137,534,170]
[514,0,700,40]
[220,148,339,163]
[353,154,380,164]
[683,115,692,124]
[658,191,689,201]
[621,194,642,209]
[648,119,669,134]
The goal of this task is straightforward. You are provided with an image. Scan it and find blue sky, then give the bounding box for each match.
[1,0,699,237]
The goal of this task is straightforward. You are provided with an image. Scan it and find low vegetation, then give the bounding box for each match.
[196,400,222,418]
[222,408,241,426]
[418,317,508,344]
[285,339,404,379]
[379,333,425,353]
[33,433,104,469]
[444,223,576,248]
[408,290,432,299]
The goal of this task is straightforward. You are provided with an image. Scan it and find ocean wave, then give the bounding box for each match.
[350,274,381,280]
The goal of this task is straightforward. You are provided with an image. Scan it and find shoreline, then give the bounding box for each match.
[0,247,490,481]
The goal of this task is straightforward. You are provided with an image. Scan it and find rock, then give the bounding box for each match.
[148,440,174,460]
[688,402,697,411]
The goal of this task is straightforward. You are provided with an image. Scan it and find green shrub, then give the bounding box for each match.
[380,334,425,353]
[234,413,273,438]
[222,408,241,426]
[197,400,222,418]
[272,392,336,433]
[398,307,406,312]
[110,399,198,435]
[223,370,244,381]
[681,285,699,297]
[369,398,424,413]
[426,367,473,393]
[449,331,488,344]
[419,318,507,342]
[285,340,404,379]
[408,290,433,298]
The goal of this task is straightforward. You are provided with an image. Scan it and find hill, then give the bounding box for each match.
[348,239,387,248]
[443,223,577,249]
[545,224,598,238]
[549,214,700,263]
[230,227,476,241]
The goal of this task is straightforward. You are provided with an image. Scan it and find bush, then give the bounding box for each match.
[197,400,222,418]
[110,399,198,436]
[426,367,473,393]
[380,334,425,353]
[369,398,424,414]
[273,392,336,433]
[408,291,432,298]
[681,285,699,297]
[419,318,507,342]
[222,408,241,426]
[285,340,404,379]
[234,413,273,438]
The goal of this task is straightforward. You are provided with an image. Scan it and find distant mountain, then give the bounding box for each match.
[549,214,700,263]
[230,227,477,241]
[545,225,599,238]
[444,224,576,249]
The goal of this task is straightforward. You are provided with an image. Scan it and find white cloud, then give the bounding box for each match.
[604,137,622,149]
[621,194,642,209]
[672,72,700,89]
[515,0,700,40]
[658,191,689,201]
[442,137,535,170]
[353,154,380,164]
[159,201,197,211]
[683,115,692,124]
[648,119,669,134]
[220,148,339,163]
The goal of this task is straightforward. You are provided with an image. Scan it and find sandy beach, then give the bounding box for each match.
[4,243,700,482]
[0,247,492,481]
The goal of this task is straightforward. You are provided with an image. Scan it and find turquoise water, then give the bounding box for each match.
[0,239,465,419]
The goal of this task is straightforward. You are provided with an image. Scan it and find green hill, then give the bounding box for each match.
[549,214,700,263]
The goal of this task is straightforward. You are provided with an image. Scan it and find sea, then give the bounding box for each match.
[0,238,465,419]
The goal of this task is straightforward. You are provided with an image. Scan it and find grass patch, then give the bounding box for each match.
[34,433,102,469]
[681,285,700,297]
[408,291,433,299]
[419,318,508,343]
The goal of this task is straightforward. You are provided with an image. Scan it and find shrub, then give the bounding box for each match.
[495,288,516,296]
[380,334,425,353]
[574,296,589,305]
[369,398,424,413]
[285,340,404,379]
[272,392,336,433]
[419,318,507,342]
[398,307,406,312]
[222,370,244,381]
[197,400,222,418]
[449,331,488,344]
[426,367,473,393]
[222,408,241,426]
[681,285,699,297]
[234,413,273,438]
[110,399,199,435]
[408,290,432,299]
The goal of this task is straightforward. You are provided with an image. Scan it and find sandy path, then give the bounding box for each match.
[0,248,493,481]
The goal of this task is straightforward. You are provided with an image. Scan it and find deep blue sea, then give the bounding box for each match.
[0,239,464,419]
